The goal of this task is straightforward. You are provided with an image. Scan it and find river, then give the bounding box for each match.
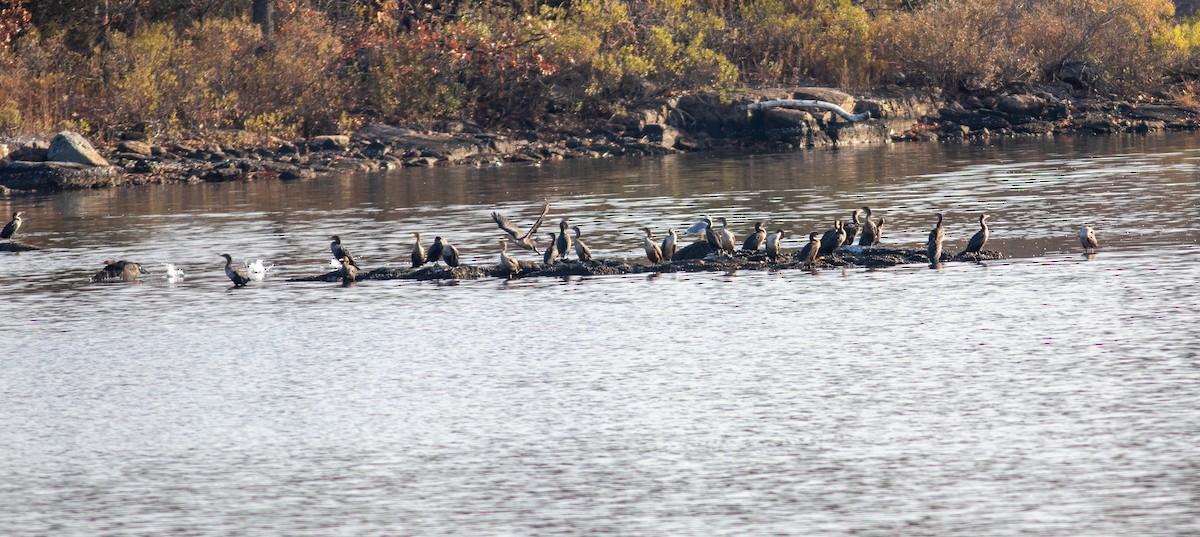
[1,133,1198,535]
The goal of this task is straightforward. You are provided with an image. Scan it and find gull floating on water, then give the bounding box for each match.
[162,263,185,282]
[246,259,272,281]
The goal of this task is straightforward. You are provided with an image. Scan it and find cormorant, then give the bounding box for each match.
[1,211,23,239]
[411,232,426,268]
[441,239,461,267]
[765,229,784,262]
[662,228,678,262]
[927,213,944,265]
[716,217,736,254]
[556,219,572,261]
[842,209,861,246]
[92,259,142,282]
[219,254,251,286]
[492,202,550,254]
[641,227,663,264]
[858,207,879,246]
[798,232,821,268]
[336,256,358,282]
[498,240,520,277]
[329,235,360,269]
[427,236,446,267]
[742,221,766,251]
[818,220,844,256]
[543,232,559,264]
[571,226,594,262]
[959,213,990,255]
[1079,226,1099,253]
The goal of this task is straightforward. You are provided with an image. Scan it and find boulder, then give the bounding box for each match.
[0,161,124,190]
[792,87,856,111]
[997,95,1047,116]
[116,140,153,156]
[642,123,679,148]
[0,143,8,160]
[48,131,109,166]
[311,135,351,151]
[9,141,49,162]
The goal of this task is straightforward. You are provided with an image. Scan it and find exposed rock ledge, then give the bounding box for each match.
[288,245,1003,283]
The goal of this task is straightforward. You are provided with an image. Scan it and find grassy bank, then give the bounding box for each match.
[2,0,1200,141]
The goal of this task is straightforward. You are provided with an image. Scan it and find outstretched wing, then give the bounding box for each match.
[491,212,522,239]
[525,202,551,237]
[684,220,708,235]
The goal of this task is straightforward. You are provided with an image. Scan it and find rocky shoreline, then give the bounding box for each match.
[3,86,1199,194]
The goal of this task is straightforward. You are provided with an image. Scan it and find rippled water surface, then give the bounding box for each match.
[2,134,1199,535]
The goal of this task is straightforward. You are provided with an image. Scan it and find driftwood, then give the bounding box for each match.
[741,99,871,122]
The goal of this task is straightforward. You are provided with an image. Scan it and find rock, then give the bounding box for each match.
[362,141,389,158]
[1013,121,1055,134]
[48,131,109,166]
[1058,61,1097,88]
[9,141,49,162]
[0,143,8,160]
[830,121,890,145]
[311,135,350,151]
[0,161,124,190]
[116,140,153,156]
[997,95,1047,116]
[642,124,679,148]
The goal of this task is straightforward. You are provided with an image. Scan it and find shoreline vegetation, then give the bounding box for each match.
[4,0,1200,192]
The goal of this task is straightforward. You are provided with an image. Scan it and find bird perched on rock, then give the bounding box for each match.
[927,213,945,265]
[959,213,990,256]
[662,228,677,262]
[543,232,559,264]
[858,207,883,246]
[492,202,550,254]
[336,256,358,283]
[842,209,861,246]
[798,232,821,268]
[427,236,446,267]
[441,238,461,267]
[219,254,251,287]
[1079,226,1099,253]
[641,227,663,264]
[92,259,142,282]
[498,240,520,278]
[556,219,572,261]
[743,221,766,251]
[1,211,23,239]
[329,235,359,269]
[765,229,785,262]
[818,220,844,257]
[571,226,593,263]
[684,216,721,251]
[716,217,736,254]
[411,232,426,268]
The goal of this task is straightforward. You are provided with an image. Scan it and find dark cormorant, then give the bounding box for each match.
[411,232,426,268]
[858,207,878,246]
[492,202,550,254]
[842,209,861,246]
[742,221,766,251]
[556,219,572,261]
[329,235,360,269]
[818,220,845,256]
[571,226,594,262]
[798,232,821,268]
[426,237,446,267]
[543,232,559,264]
[1079,226,1099,253]
[219,254,251,286]
[927,213,944,265]
[959,213,990,255]
[92,259,142,282]
[1,211,23,239]
[641,227,663,264]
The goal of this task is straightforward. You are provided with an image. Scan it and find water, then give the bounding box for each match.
[1,133,1199,535]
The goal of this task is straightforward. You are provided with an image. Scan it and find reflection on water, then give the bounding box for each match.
[1,133,1199,535]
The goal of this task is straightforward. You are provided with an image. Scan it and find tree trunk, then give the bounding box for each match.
[252,0,274,40]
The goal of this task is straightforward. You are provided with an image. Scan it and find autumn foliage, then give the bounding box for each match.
[0,0,1198,139]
